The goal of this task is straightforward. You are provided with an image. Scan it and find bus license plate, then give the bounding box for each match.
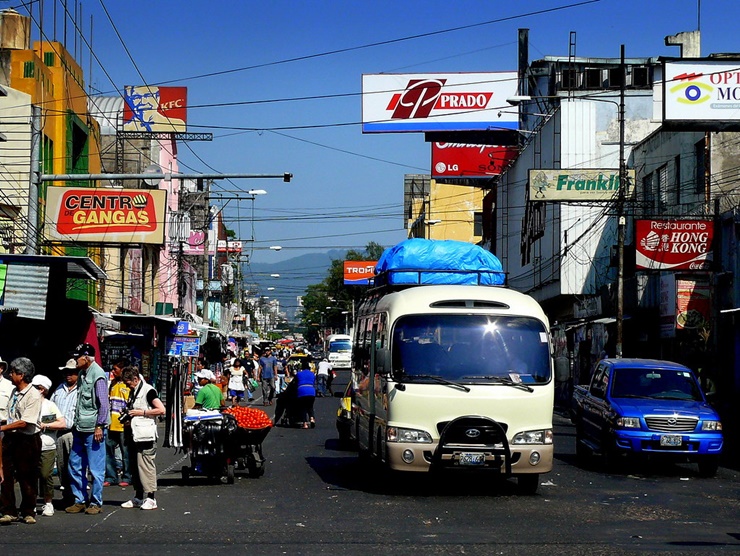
[459,453,485,466]
[660,434,682,447]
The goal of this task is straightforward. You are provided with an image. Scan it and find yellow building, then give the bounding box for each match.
[3,9,102,304]
[406,175,484,243]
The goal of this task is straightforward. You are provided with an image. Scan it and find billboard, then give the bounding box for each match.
[431,143,518,178]
[663,60,740,130]
[635,219,713,270]
[676,278,711,330]
[528,169,635,201]
[343,260,377,285]
[123,86,187,133]
[362,72,518,133]
[45,187,167,244]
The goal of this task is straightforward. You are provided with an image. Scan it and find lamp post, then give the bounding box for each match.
[507,45,627,357]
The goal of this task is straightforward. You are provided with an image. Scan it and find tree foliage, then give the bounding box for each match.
[299,242,385,344]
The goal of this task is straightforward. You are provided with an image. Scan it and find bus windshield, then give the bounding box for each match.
[392,315,551,384]
[329,340,352,352]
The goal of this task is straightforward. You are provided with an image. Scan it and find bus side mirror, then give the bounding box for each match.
[376,348,392,376]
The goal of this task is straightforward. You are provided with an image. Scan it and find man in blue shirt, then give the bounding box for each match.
[258,348,278,406]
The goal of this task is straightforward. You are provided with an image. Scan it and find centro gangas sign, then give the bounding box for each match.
[44,187,167,244]
[528,169,636,201]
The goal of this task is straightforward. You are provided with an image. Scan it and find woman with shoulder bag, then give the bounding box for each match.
[120,367,164,511]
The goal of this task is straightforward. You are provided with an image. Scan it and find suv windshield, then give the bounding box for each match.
[392,314,550,384]
[610,367,703,401]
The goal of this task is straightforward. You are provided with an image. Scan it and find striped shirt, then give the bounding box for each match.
[50,382,78,430]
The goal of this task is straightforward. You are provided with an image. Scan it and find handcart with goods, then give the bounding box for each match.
[181,407,272,484]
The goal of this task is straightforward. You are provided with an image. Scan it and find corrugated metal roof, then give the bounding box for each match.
[88,96,123,136]
[4,263,48,320]
[0,254,106,281]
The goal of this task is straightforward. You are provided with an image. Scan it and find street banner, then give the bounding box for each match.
[344,260,377,285]
[123,86,187,133]
[636,219,713,270]
[362,72,518,133]
[676,278,710,330]
[663,60,740,130]
[528,169,635,201]
[432,143,518,178]
[45,187,167,245]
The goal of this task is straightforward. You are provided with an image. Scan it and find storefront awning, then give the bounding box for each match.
[0,254,106,281]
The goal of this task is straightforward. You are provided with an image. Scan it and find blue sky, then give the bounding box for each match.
[26,0,740,269]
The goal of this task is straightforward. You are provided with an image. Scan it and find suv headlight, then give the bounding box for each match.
[616,417,640,428]
[512,429,553,445]
[702,420,722,431]
[386,427,433,443]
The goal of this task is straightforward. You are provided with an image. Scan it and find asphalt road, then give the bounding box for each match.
[2,376,739,555]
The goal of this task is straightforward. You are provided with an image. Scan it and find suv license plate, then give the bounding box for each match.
[459,453,485,466]
[660,434,682,447]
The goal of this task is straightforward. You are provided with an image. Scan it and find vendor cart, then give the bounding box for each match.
[181,411,271,484]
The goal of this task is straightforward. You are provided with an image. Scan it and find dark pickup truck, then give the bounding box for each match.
[571,358,723,476]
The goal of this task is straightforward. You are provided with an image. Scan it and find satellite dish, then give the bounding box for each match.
[142,164,162,187]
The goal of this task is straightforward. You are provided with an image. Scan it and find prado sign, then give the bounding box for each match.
[635,219,713,270]
[45,187,167,244]
[362,73,518,133]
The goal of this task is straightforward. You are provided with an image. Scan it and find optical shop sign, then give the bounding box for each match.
[636,219,713,270]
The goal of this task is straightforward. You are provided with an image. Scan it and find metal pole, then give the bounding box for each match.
[26,106,41,254]
[616,44,626,359]
[202,180,210,325]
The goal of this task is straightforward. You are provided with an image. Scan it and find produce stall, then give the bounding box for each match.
[181,407,272,484]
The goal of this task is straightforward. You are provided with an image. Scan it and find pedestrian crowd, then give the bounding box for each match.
[0,342,164,524]
[0,341,337,524]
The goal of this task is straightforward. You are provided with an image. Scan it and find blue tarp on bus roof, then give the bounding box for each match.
[375,239,505,286]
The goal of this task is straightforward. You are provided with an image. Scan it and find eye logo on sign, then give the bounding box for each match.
[670,72,712,104]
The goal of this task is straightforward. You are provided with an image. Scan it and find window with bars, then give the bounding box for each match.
[643,173,654,212]
[674,155,681,206]
[657,165,668,213]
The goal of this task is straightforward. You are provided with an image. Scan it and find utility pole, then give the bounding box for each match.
[616,44,626,359]
[26,106,41,255]
[202,179,211,325]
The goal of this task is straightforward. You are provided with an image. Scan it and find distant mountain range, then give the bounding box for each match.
[243,250,348,320]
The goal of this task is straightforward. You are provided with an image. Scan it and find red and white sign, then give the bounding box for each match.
[362,73,518,133]
[123,86,187,133]
[343,261,377,285]
[44,187,167,244]
[432,143,518,177]
[636,219,713,270]
[217,240,243,253]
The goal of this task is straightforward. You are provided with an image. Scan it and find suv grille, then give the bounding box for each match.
[645,416,698,432]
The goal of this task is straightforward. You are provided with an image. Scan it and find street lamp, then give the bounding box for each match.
[507,45,627,357]
[270,273,280,277]
[269,245,282,251]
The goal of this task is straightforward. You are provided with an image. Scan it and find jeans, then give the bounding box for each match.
[261,377,276,402]
[317,375,328,396]
[105,430,131,483]
[69,430,106,506]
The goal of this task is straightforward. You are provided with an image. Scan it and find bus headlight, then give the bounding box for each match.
[511,429,553,445]
[387,427,433,443]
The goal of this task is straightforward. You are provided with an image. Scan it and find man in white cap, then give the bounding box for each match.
[32,375,65,517]
[50,358,79,508]
[193,369,223,410]
[0,357,13,425]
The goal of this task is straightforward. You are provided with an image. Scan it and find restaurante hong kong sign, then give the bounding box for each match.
[635,219,713,270]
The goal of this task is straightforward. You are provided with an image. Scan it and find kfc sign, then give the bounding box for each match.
[432,143,518,177]
[343,261,377,285]
[636,219,713,270]
[362,73,518,133]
